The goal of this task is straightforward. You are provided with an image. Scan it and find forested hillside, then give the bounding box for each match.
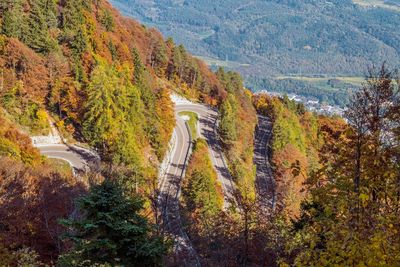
[253,94,347,216]
[253,95,320,216]
[0,0,256,264]
[250,68,400,265]
[0,0,400,266]
[217,69,257,199]
[111,0,400,105]
[0,0,255,184]
[169,66,400,265]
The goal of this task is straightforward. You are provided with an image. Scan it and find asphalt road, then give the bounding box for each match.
[37,144,99,174]
[254,115,276,210]
[158,112,200,266]
[158,101,236,266]
[176,104,236,208]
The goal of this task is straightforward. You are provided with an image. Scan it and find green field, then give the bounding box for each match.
[194,55,250,69]
[276,76,364,85]
[196,29,215,40]
[178,111,199,139]
[275,76,364,91]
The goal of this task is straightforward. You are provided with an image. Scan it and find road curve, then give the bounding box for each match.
[158,100,237,266]
[175,104,236,208]
[36,144,99,174]
[158,114,200,266]
[254,115,276,210]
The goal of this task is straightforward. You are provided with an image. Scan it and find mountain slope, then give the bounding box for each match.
[0,0,256,263]
[111,0,400,103]
[111,0,400,76]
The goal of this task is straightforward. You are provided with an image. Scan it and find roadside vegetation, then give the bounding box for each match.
[253,94,324,216]
[0,110,41,164]
[181,67,400,266]
[285,65,400,265]
[178,111,198,139]
[47,158,73,176]
[182,139,223,216]
[217,69,257,201]
[59,180,168,266]
[0,112,85,264]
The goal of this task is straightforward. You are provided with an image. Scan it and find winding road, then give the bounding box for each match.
[36,144,99,174]
[158,113,199,266]
[34,97,236,265]
[176,104,236,207]
[158,97,236,266]
[254,115,276,210]
[32,117,99,174]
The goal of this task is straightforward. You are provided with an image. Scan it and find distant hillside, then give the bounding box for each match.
[111,0,400,105]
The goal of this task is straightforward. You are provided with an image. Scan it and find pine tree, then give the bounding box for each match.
[132,47,145,84]
[100,8,114,31]
[219,94,238,145]
[132,47,170,159]
[150,40,168,76]
[183,138,224,215]
[59,181,167,266]
[61,0,88,56]
[22,0,56,53]
[61,0,85,32]
[42,0,58,29]
[82,59,144,168]
[108,39,117,61]
[0,0,25,39]
[168,45,186,81]
[82,60,125,161]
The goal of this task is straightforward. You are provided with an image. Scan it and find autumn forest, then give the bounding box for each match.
[0,0,399,266]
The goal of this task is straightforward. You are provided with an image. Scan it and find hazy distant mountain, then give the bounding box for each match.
[111,0,400,104]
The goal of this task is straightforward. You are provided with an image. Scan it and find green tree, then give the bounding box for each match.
[182,139,224,215]
[168,45,186,81]
[61,0,88,57]
[59,181,167,267]
[108,39,117,61]
[271,99,306,153]
[0,0,25,39]
[82,59,144,167]
[70,26,88,56]
[42,0,58,29]
[22,0,57,53]
[100,8,114,31]
[288,65,400,266]
[132,47,145,85]
[216,67,242,94]
[150,40,168,76]
[219,94,238,145]
[61,0,85,32]
[132,47,170,159]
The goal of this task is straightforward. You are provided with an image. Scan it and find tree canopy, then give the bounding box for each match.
[59,180,168,267]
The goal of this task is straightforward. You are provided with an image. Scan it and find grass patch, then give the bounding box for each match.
[275,76,364,86]
[193,29,216,40]
[47,158,73,176]
[275,75,364,92]
[353,0,400,12]
[179,111,199,139]
[194,55,250,68]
